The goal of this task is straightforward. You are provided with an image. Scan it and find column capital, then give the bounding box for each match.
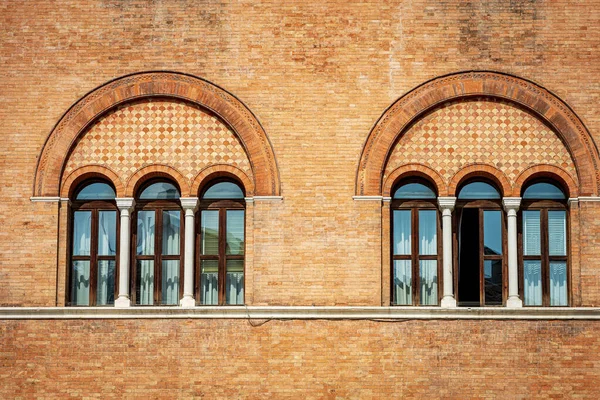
[115,197,135,212]
[502,197,521,212]
[437,197,457,211]
[180,197,199,211]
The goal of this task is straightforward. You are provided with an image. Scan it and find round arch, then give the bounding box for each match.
[125,164,189,198]
[514,164,579,199]
[356,71,599,197]
[61,165,125,198]
[383,163,448,197]
[191,164,254,197]
[449,164,512,197]
[34,71,281,197]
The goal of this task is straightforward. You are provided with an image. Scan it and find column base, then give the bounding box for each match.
[441,296,457,308]
[506,296,523,308]
[180,296,196,308]
[114,296,131,308]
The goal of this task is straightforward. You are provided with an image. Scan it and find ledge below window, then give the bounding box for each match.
[1,306,599,320]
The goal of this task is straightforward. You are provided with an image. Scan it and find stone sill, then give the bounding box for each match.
[1,306,600,320]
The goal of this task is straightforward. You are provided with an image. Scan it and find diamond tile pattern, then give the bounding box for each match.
[64,99,253,184]
[384,98,577,185]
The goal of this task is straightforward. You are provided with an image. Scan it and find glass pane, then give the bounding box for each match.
[72,211,91,256]
[96,260,116,306]
[458,181,500,199]
[550,261,568,306]
[226,210,245,255]
[393,183,436,199]
[419,260,438,305]
[226,260,244,305]
[523,260,542,306]
[98,211,117,256]
[523,182,565,200]
[393,260,412,305]
[203,182,244,199]
[522,211,541,256]
[162,210,180,255]
[548,211,567,256]
[484,259,503,305]
[136,211,155,255]
[483,210,502,255]
[136,260,154,305]
[161,260,180,305]
[393,210,411,255]
[419,210,437,255]
[201,260,219,305]
[139,182,180,200]
[201,211,219,255]
[75,182,115,200]
[70,260,90,306]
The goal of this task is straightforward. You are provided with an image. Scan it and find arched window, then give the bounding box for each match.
[198,180,245,305]
[520,181,568,306]
[391,178,440,305]
[133,180,182,305]
[456,180,505,306]
[69,180,118,306]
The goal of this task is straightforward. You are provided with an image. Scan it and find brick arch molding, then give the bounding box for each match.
[34,71,281,197]
[356,71,599,197]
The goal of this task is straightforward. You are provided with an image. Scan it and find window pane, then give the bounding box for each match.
[548,211,567,256]
[523,260,542,306]
[98,211,117,256]
[393,260,412,305]
[161,260,180,305]
[162,210,180,255]
[226,210,245,255]
[550,261,568,306]
[203,182,244,199]
[419,260,438,305]
[484,259,503,305]
[201,211,219,255]
[393,183,435,199]
[522,211,541,256]
[201,260,219,305]
[458,181,500,199]
[96,260,116,306]
[523,182,565,200]
[226,260,244,305]
[483,210,502,255]
[136,211,155,255]
[75,182,115,200]
[139,182,180,200]
[393,210,411,255]
[136,260,154,305]
[70,260,90,306]
[72,211,91,256]
[419,210,437,255]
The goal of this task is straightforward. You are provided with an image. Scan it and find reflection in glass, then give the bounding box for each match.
[161,260,180,305]
[203,182,244,199]
[201,260,219,305]
[483,211,502,255]
[75,182,115,200]
[458,181,500,199]
[96,260,116,306]
[523,260,542,306]
[484,259,503,305]
[226,260,244,305]
[71,260,90,306]
[394,183,436,199]
[419,210,437,255]
[137,211,155,255]
[139,182,180,200]
[201,211,219,255]
[550,261,568,306]
[98,211,117,256]
[73,211,91,256]
[548,211,567,256]
[523,211,541,256]
[162,210,180,255]
[393,210,411,255]
[420,260,438,305]
[393,260,412,305]
[523,183,565,200]
[226,210,245,255]
[136,260,154,305]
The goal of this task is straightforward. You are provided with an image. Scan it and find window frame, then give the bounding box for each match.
[67,180,119,306]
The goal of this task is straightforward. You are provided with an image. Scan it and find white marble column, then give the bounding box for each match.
[115,198,135,307]
[438,197,457,308]
[180,197,199,307]
[503,197,523,308]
